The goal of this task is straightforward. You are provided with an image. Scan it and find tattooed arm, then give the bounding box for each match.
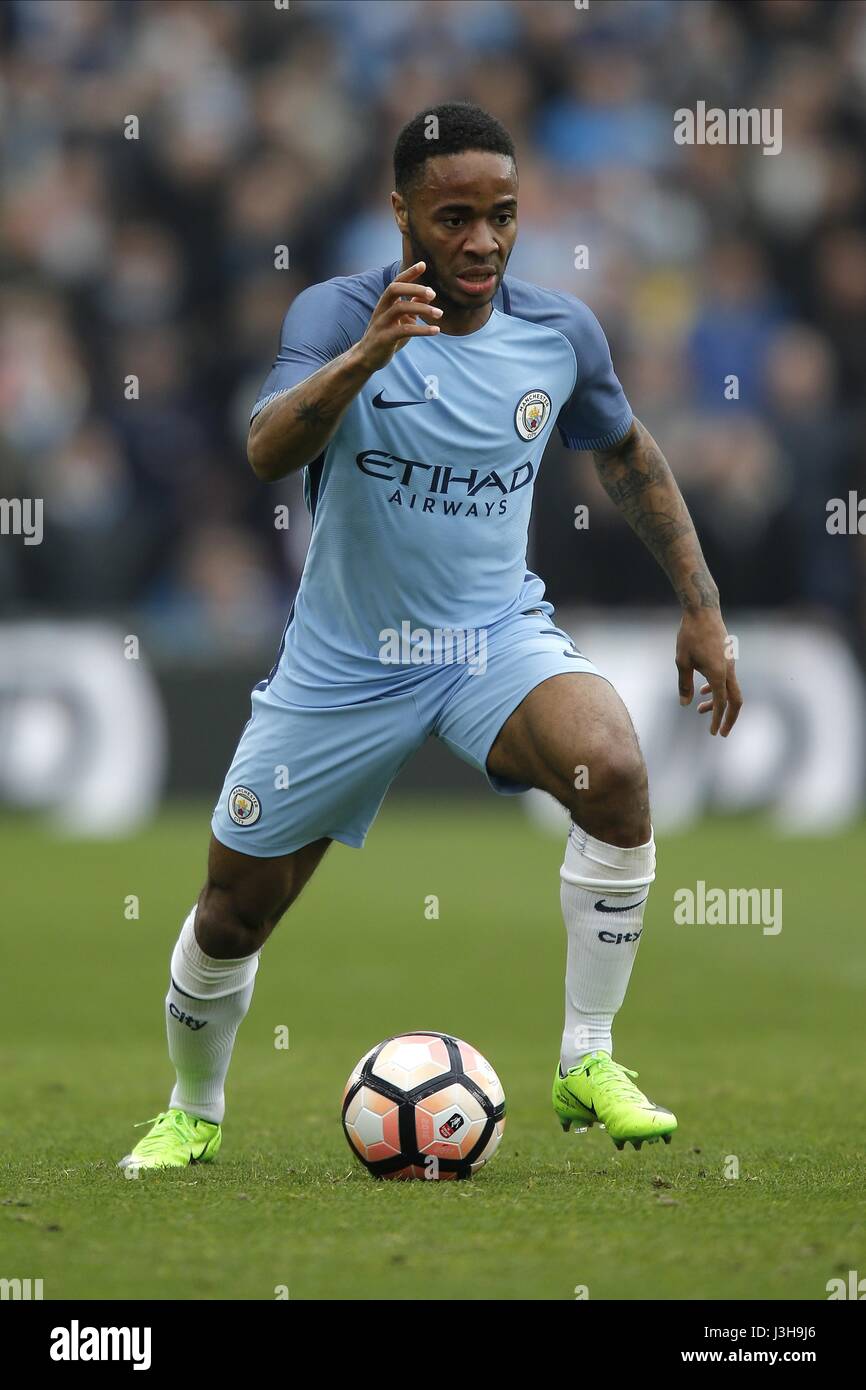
[247,348,373,482]
[248,262,440,482]
[593,418,743,736]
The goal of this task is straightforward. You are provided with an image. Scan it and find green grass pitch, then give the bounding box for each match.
[1,800,862,1301]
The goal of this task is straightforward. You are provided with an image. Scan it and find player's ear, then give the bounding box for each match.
[391,190,409,236]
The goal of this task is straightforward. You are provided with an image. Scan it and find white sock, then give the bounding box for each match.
[165,907,259,1124]
[559,822,656,1071]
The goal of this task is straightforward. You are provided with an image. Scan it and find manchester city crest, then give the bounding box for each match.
[228,785,261,827]
[514,389,552,441]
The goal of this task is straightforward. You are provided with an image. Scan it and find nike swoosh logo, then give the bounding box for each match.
[371,392,427,409]
[594,896,649,913]
[558,1071,597,1116]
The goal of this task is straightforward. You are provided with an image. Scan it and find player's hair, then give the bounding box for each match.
[393,102,516,196]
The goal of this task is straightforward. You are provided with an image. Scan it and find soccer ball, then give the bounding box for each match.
[341,1031,506,1180]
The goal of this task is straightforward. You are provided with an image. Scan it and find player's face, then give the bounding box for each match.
[397,152,518,313]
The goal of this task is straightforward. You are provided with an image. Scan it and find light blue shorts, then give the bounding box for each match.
[211,606,601,857]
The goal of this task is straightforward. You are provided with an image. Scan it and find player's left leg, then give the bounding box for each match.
[486,670,676,1149]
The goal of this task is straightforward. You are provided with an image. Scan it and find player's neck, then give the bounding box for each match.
[436,302,494,336]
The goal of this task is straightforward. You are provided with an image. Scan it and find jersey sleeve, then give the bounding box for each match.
[249,279,359,423]
[555,298,633,451]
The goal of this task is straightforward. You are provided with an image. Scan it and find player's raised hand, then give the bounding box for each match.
[355,261,442,372]
[676,608,743,737]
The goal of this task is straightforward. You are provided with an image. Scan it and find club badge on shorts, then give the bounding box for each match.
[228,785,261,826]
[514,389,552,441]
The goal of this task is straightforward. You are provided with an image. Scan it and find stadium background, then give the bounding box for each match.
[2,0,866,827]
[1,0,864,1305]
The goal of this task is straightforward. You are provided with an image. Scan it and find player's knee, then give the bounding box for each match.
[592,740,648,807]
[564,737,650,844]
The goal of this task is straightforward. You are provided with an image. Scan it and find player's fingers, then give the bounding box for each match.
[386,263,428,298]
[391,260,426,284]
[389,310,442,339]
[719,667,744,737]
[676,658,694,705]
[385,278,436,306]
[389,280,436,300]
[391,323,440,344]
[389,298,442,323]
[707,669,727,736]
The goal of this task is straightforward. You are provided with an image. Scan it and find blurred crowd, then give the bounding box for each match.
[1,0,865,658]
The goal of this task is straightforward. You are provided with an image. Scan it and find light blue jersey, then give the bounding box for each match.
[213,264,632,853]
[251,260,633,702]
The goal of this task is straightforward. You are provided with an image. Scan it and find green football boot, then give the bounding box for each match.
[553,1050,677,1151]
[117,1108,221,1172]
